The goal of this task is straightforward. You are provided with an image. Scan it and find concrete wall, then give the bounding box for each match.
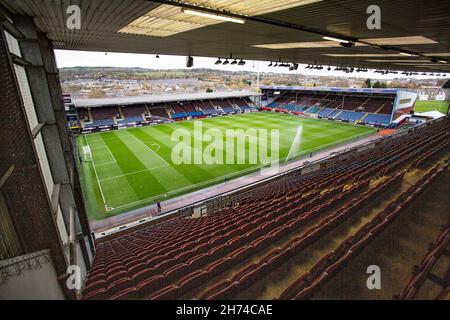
[0,250,65,300]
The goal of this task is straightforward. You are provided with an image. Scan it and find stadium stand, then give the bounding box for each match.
[265,90,397,127]
[334,111,365,122]
[327,109,341,118]
[121,104,146,123]
[169,103,188,119]
[197,101,218,116]
[211,99,237,114]
[361,114,392,126]
[361,97,390,113]
[81,117,449,300]
[305,106,321,114]
[279,162,449,300]
[78,108,90,123]
[341,96,368,111]
[75,96,257,128]
[179,102,203,117]
[229,97,257,111]
[397,217,450,300]
[148,103,169,118]
[377,99,395,115]
[87,107,120,127]
[317,108,335,118]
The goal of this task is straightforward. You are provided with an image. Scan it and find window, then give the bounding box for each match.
[0,192,22,260]
[399,98,412,105]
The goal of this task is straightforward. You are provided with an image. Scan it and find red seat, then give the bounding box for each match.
[200,279,232,300]
[82,287,107,300]
[185,253,207,270]
[135,275,165,298]
[178,270,209,294]
[106,277,133,297]
[230,246,254,262]
[206,257,232,278]
[110,286,138,300]
[149,285,181,300]
[164,263,187,283]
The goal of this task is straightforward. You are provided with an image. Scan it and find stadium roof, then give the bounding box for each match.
[414,110,446,119]
[1,0,450,72]
[72,90,258,108]
[260,85,399,95]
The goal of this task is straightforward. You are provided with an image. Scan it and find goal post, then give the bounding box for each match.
[83,146,92,161]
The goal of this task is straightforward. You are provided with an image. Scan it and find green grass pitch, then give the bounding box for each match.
[413,100,449,114]
[77,112,376,220]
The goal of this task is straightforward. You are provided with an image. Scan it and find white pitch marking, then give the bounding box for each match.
[84,135,108,210]
[98,164,169,182]
[128,136,170,166]
[105,164,265,212]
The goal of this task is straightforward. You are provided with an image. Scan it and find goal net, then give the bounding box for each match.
[83,146,92,161]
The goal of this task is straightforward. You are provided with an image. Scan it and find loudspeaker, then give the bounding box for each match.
[186,56,193,68]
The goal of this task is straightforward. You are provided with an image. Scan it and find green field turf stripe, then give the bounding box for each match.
[103,132,169,205]
[145,124,240,180]
[194,117,294,150]
[126,127,216,184]
[414,100,449,114]
[170,119,284,169]
[77,135,108,220]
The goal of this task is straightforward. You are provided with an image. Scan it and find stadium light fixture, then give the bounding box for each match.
[323,36,350,43]
[181,9,246,24]
[238,59,246,65]
[268,62,272,67]
[222,59,230,65]
[215,58,222,65]
[156,54,160,58]
[231,59,238,65]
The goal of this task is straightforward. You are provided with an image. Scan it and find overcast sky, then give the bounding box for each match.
[55,50,448,80]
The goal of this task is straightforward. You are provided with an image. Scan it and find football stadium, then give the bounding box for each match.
[0,0,449,305]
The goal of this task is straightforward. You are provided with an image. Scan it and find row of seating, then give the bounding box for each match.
[83,183,355,299]
[77,98,257,127]
[268,93,394,115]
[334,110,365,122]
[201,172,405,299]
[267,92,395,127]
[84,107,120,127]
[361,113,391,126]
[398,216,450,300]
[279,162,449,299]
